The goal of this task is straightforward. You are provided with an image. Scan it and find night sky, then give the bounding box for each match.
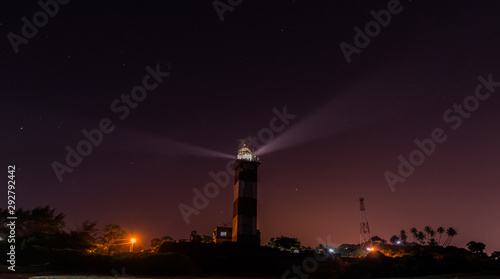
[2,1,500,253]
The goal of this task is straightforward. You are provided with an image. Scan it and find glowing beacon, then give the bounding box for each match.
[236,143,257,161]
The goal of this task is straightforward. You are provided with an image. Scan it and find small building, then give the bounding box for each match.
[213,227,232,244]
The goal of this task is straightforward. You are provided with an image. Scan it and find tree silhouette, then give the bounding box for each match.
[424,226,435,245]
[268,236,301,250]
[467,241,486,255]
[0,205,65,236]
[398,229,408,245]
[443,227,457,247]
[410,227,418,242]
[99,224,129,254]
[416,231,426,245]
[428,238,438,246]
[491,251,500,261]
[390,235,401,245]
[437,226,445,245]
[0,206,70,252]
[69,219,99,252]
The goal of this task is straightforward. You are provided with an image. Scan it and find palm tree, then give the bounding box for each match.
[424,226,432,242]
[443,227,457,247]
[399,229,408,244]
[437,227,445,245]
[424,226,436,245]
[416,231,426,245]
[428,238,438,246]
[410,227,418,242]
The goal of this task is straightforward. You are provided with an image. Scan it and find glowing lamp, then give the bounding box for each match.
[237,143,260,162]
[237,143,253,160]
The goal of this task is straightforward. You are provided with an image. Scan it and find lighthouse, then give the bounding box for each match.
[232,143,261,245]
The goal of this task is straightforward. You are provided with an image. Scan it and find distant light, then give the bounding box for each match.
[131,238,136,243]
[366,247,374,251]
[328,248,334,253]
[397,241,401,244]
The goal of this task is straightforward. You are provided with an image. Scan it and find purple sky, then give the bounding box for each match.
[1,0,500,253]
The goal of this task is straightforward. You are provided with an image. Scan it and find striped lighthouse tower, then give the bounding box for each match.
[232,143,261,245]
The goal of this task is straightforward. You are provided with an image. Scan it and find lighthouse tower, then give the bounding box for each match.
[232,143,261,245]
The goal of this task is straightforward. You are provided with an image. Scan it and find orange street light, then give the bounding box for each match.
[130,238,136,252]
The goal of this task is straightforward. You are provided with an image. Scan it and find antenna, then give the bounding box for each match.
[359,197,372,248]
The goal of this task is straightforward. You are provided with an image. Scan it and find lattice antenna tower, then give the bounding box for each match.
[359,197,372,248]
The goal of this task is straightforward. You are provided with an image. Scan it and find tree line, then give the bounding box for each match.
[389,226,457,247]
[0,205,175,254]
